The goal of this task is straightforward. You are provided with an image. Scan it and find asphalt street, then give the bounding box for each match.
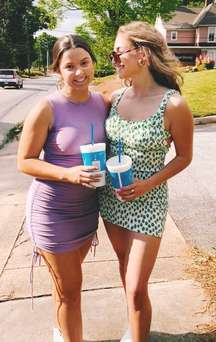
[168,123,216,252]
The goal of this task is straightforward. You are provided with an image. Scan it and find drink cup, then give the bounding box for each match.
[106,155,134,200]
[80,143,106,187]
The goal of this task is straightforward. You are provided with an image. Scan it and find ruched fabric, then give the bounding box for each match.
[26,91,107,253]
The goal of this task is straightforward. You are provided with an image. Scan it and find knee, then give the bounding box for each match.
[55,281,82,305]
[126,283,149,310]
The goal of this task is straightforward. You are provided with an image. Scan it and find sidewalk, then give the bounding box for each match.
[0,141,213,342]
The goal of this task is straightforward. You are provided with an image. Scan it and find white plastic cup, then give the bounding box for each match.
[106,155,134,190]
[80,143,106,187]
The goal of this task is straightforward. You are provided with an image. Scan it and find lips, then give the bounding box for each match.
[73,77,87,85]
[75,77,86,82]
[116,64,125,72]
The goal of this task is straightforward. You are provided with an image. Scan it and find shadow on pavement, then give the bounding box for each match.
[25,81,57,86]
[84,332,215,342]
[150,331,215,341]
[2,87,48,92]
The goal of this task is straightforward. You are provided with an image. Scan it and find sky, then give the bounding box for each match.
[36,9,85,37]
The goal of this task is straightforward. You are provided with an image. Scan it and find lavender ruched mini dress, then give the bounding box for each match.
[26,91,107,254]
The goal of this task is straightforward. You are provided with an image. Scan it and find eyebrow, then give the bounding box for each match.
[81,57,90,61]
[64,56,90,64]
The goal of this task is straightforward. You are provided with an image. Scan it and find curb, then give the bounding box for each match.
[194,115,216,125]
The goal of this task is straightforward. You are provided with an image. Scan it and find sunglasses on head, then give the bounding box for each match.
[109,41,155,65]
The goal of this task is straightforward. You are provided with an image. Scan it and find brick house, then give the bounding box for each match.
[164,3,216,65]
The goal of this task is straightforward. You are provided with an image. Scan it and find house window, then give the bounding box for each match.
[208,27,216,42]
[171,31,177,41]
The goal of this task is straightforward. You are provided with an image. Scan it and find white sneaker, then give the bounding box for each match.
[53,327,64,342]
[120,328,132,342]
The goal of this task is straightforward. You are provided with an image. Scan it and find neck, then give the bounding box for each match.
[130,69,162,97]
[61,85,90,103]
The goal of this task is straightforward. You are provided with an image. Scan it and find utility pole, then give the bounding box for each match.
[24,16,31,76]
[46,47,49,75]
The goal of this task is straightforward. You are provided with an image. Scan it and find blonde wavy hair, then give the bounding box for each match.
[117,21,183,92]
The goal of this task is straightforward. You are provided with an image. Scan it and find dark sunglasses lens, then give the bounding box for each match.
[110,52,120,64]
[109,52,114,61]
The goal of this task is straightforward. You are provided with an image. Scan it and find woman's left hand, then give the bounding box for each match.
[117,179,152,201]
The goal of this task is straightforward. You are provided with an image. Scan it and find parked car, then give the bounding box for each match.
[0,69,23,89]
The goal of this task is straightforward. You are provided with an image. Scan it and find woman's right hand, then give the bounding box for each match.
[65,165,101,188]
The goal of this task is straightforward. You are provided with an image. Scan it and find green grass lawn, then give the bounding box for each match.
[182,69,216,117]
[93,69,216,117]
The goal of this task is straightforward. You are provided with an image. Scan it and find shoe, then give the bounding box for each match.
[53,327,64,342]
[120,328,132,342]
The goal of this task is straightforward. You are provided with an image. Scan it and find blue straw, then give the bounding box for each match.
[118,139,122,163]
[91,123,94,145]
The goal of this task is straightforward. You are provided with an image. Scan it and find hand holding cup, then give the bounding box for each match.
[65,165,102,188]
[80,143,106,187]
[106,155,134,201]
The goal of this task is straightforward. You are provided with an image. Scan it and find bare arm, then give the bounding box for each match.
[119,95,194,199]
[101,94,111,112]
[147,95,193,188]
[17,99,99,187]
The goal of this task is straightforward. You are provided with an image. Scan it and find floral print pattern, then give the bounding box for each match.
[99,89,177,237]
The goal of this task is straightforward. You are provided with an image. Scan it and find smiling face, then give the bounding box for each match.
[58,48,94,90]
[113,33,144,79]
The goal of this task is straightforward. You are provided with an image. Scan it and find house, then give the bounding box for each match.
[164,3,216,65]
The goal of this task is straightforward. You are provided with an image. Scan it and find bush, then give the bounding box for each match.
[205,60,215,70]
[22,69,45,77]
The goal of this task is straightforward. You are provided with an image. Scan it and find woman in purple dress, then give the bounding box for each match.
[17,35,108,342]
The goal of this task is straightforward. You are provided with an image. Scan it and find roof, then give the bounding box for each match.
[164,4,216,29]
[194,3,216,26]
[165,6,200,29]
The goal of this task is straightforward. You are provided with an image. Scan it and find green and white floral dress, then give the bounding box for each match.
[99,88,177,238]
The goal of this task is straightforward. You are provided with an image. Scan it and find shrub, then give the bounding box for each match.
[205,60,215,70]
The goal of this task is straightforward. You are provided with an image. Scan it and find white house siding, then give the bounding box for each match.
[202,48,216,64]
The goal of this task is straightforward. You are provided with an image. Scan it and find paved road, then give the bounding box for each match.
[168,123,216,252]
[0,76,57,143]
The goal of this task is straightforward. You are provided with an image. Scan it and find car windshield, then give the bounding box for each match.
[0,70,15,77]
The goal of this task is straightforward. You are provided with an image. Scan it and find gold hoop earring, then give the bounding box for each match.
[138,59,145,66]
[124,78,132,87]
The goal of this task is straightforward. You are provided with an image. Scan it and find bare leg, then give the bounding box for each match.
[103,220,161,342]
[125,232,161,342]
[104,220,130,290]
[40,237,92,342]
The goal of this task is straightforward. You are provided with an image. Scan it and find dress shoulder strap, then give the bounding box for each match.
[158,89,180,116]
[108,88,127,118]
[112,87,127,108]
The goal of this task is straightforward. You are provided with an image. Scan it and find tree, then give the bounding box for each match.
[38,0,181,75]
[0,0,56,70]
[34,33,57,73]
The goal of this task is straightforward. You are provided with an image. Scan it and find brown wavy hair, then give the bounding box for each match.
[117,21,183,93]
[52,34,96,72]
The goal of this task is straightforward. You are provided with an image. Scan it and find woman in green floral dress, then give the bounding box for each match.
[99,21,193,342]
